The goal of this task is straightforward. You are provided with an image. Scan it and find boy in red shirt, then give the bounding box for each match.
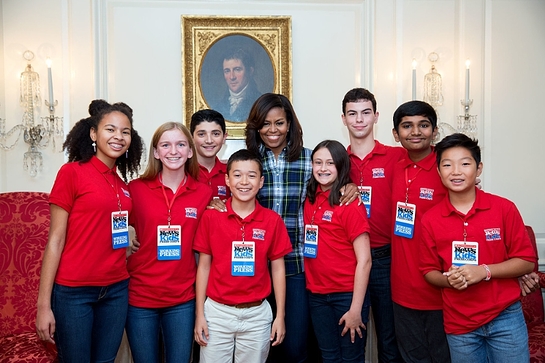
[342,88,405,363]
[193,149,292,363]
[190,109,231,201]
[390,100,451,362]
[420,133,534,363]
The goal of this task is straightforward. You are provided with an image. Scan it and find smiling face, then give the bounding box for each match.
[342,100,379,140]
[90,111,132,168]
[438,146,482,194]
[312,147,338,191]
[192,121,227,160]
[225,159,264,203]
[153,128,193,172]
[392,115,438,161]
[223,58,251,94]
[258,107,290,157]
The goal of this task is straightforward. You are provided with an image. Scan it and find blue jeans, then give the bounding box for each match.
[446,301,529,363]
[308,291,370,363]
[267,272,309,363]
[52,279,129,363]
[368,253,404,363]
[126,300,195,363]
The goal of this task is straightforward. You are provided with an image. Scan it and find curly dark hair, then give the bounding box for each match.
[62,99,144,182]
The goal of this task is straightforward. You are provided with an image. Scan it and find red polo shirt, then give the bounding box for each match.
[303,188,370,294]
[127,174,212,307]
[348,142,406,248]
[50,156,131,286]
[198,157,231,201]
[390,150,447,310]
[193,199,292,305]
[420,188,536,334]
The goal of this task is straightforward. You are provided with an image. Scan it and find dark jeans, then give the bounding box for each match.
[368,251,404,362]
[267,272,311,363]
[393,302,451,363]
[308,291,370,363]
[52,279,129,363]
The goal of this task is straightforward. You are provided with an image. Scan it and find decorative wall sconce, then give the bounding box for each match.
[424,53,477,140]
[423,52,444,108]
[0,50,64,177]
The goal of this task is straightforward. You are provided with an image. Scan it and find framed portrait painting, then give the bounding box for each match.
[182,16,292,139]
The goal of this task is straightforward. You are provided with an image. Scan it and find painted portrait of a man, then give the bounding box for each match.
[200,35,274,123]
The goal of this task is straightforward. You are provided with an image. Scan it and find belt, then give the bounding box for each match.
[232,300,264,309]
[371,245,391,259]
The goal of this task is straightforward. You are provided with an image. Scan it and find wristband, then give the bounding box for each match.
[481,264,491,281]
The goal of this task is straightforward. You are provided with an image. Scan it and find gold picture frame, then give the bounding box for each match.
[182,15,292,139]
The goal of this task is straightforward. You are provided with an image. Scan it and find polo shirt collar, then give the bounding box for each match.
[440,187,491,218]
[147,172,199,192]
[198,157,226,175]
[400,147,437,171]
[90,155,117,174]
[225,198,264,222]
[347,140,389,161]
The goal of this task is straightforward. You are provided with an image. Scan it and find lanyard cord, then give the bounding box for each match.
[159,172,187,227]
[404,165,422,204]
[93,162,122,212]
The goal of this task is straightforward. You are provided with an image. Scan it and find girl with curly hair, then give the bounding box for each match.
[36,99,144,363]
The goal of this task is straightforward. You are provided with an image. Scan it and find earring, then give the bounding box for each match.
[126,149,129,158]
[92,142,96,153]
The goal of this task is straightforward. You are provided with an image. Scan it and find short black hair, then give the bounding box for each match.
[435,133,481,167]
[393,100,437,132]
[190,109,226,134]
[227,149,263,176]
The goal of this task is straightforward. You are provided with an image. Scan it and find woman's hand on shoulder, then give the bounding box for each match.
[207,197,227,212]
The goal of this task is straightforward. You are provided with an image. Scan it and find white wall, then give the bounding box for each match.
[1,0,544,258]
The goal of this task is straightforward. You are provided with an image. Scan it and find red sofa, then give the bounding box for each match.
[521,225,545,363]
[0,192,57,362]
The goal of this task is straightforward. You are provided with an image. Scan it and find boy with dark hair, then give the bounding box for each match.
[341,87,405,362]
[390,100,451,363]
[190,109,231,201]
[193,149,292,363]
[420,133,534,363]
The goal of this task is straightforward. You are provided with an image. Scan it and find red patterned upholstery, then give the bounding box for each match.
[0,192,57,362]
[521,225,545,363]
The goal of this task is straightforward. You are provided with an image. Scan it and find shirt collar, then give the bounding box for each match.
[90,155,117,174]
[441,187,491,218]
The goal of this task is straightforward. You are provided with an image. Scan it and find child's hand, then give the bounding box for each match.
[519,272,540,296]
[340,183,360,206]
[194,314,209,346]
[207,197,227,212]
[339,309,366,343]
[458,264,487,285]
[444,266,468,290]
[270,317,286,346]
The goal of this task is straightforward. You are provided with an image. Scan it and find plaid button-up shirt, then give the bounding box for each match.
[257,145,312,276]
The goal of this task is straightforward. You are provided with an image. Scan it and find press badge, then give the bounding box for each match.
[303,224,318,258]
[358,186,372,218]
[451,241,478,266]
[157,225,182,260]
[232,241,255,276]
[111,211,129,249]
[393,202,416,238]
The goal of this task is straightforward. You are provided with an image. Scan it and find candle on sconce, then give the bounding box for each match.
[46,58,54,109]
[465,59,470,105]
[412,59,417,100]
